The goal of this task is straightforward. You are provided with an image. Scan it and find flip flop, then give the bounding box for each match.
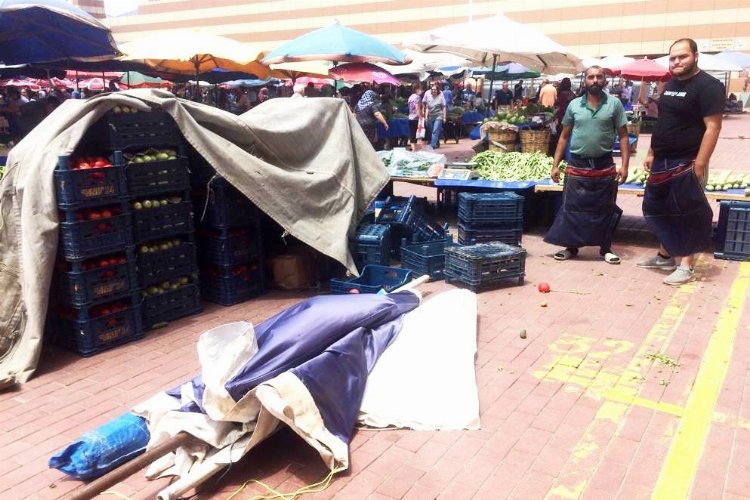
[554,249,575,261]
[603,252,621,265]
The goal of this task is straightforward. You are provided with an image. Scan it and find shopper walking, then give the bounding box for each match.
[422,82,447,149]
[355,89,389,150]
[407,85,423,151]
[638,38,725,285]
[544,65,630,264]
[539,79,557,108]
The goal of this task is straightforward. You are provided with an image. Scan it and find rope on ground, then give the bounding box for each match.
[101,491,134,500]
[226,467,346,500]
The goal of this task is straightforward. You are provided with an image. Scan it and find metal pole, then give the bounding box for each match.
[486,55,497,117]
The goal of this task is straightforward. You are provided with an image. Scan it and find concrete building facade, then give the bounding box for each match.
[70,0,106,19]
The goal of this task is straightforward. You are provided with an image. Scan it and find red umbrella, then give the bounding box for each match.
[329,62,401,85]
[0,78,41,91]
[616,58,671,82]
[79,77,118,91]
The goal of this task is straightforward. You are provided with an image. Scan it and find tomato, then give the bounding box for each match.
[100,209,112,218]
[98,307,112,317]
[87,210,102,220]
[78,162,91,170]
[93,160,108,168]
[537,282,551,293]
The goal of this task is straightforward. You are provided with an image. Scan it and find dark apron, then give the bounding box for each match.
[544,153,622,249]
[642,158,713,257]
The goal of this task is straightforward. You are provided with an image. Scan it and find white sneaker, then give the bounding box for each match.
[637,254,677,271]
[663,266,695,286]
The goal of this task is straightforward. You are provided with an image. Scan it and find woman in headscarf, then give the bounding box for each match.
[355,89,389,149]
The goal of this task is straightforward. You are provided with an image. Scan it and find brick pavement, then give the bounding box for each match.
[1,114,749,499]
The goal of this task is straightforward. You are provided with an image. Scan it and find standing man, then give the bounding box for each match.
[514,80,525,101]
[539,79,557,108]
[422,82,447,149]
[493,82,514,109]
[545,66,630,264]
[638,38,725,285]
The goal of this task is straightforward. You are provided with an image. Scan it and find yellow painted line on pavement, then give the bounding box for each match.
[652,262,750,500]
[545,279,699,499]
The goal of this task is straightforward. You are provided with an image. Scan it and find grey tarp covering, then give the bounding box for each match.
[0,89,388,388]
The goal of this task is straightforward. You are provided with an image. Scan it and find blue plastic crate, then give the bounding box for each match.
[329,265,414,294]
[197,225,262,266]
[52,295,144,357]
[715,201,750,261]
[60,211,134,261]
[137,238,198,287]
[141,282,202,330]
[458,192,524,227]
[54,161,127,208]
[57,252,138,306]
[400,236,456,281]
[201,262,265,306]
[374,196,416,225]
[125,156,190,197]
[195,177,259,228]
[445,243,526,290]
[132,200,194,243]
[351,224,391,268]
[100,109,181,150]
[457,222,522,246]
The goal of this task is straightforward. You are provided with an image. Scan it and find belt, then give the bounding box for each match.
[647,162,693,184]
[566,166,617,177]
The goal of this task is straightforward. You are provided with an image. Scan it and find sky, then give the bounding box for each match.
[104,0,138,16]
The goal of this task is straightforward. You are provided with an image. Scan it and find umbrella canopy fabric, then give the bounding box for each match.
[617,58,671,82]
[715,50,750,69]
[596,54,635,74]
[404,14,583,75]
[379,48,471,75]
[329,62,400,85]
[262,21,409,65]
[118,71,170,89]
[118,31,270,78]
[78,77,116,91]
[269,60,332,80]
[0,0,120,65]
[0,77,41,90]
[473,62,541,80]
[663,52,744,71]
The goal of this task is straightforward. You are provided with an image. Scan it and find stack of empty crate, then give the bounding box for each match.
[51,153,141,356]
[191,157,265,305]
[715,201,750,261]
[445,242,527,291]
[457,192,524,246]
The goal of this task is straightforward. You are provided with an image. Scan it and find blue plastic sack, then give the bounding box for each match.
[48,412,150,480]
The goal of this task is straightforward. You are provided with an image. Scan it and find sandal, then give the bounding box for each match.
[603,252,621,265]
[554,248,577,261]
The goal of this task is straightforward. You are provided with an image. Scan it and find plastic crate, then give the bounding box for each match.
[58,252,138,306]
[400,236,456,281]
[60,212,133,261]
[715,201,750,261]
[375,196,416,225]
[457,222,522,246]
[125,157,190,197]
[141,283,202,330]
[54,162,126,208]
[197,226,262,266]
[445,243,526,290]
[201,262,265,306]
[137,239,198,287]
[194,177,259,228]
[351,224,391,268]
[457,192,524,227]
[132,200,194,243]
[329,265,414,294]
[53,296,144,357]
[100,109,181,150]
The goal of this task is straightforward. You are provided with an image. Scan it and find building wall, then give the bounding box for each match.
[105,0,750,58]
[70,0,106,19]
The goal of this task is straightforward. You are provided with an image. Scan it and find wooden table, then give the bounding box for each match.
[534,181,750,201]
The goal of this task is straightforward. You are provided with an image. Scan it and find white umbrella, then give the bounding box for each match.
[597,54,635,74]
[379,48,471,75]
[654,52,743,72]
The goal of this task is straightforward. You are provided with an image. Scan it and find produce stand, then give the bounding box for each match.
[534,180,750,201]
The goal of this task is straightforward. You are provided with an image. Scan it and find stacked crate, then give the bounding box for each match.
[400,236,456,281]
[715,201,750,261]
[51,154,142,356]
[191,158,266,305]
[445,242,527,291]
[350,224,391,270]
[457,192,524,246]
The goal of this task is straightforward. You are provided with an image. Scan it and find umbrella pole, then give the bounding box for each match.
[486,55,497,117]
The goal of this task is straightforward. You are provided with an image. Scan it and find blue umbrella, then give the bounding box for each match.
[0,0,120,65]
[715,50,750,69]
[261,21,408,65]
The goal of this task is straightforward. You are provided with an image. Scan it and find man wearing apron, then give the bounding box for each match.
[545,66,630,264]
[638,38,725,286]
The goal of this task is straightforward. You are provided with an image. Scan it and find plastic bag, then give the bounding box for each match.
[49,412,150,480]
[415,117,425,140]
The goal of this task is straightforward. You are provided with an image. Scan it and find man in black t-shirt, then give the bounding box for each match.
[493,82,514,109]
[638,38,725,286]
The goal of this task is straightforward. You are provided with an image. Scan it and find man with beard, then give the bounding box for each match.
[638,38,725,285]
[545,66,629,264]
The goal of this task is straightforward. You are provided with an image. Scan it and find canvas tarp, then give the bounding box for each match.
[0,89,389,388]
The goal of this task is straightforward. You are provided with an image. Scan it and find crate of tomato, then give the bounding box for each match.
[54,154,126,208]
[59,203,133,260]
[201,261,265,306]
[56,251,137,306]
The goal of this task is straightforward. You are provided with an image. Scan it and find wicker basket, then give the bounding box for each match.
[519,129,550,153]
[487,127,518,154]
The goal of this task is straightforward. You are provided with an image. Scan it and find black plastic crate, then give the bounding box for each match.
[458,192,524,227]
[201,262,265,306]
[715,201,750,261]
[125,156,190,197]
[400,236,456,281]
[137,238,198,287]
[57,252,137,306]
[458,222,522,246]
[55,158,127,208]
[197,226,262,266]
[60,209,133,261]
[445,243,526,290]
[351,224,391,268]
[195,177,259,228]
[141,282,202,330]
[52,296,144,357]
[99,109,181,150]
[330,265,414,294]
[132,200,194,243]
[375,195,416,225]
